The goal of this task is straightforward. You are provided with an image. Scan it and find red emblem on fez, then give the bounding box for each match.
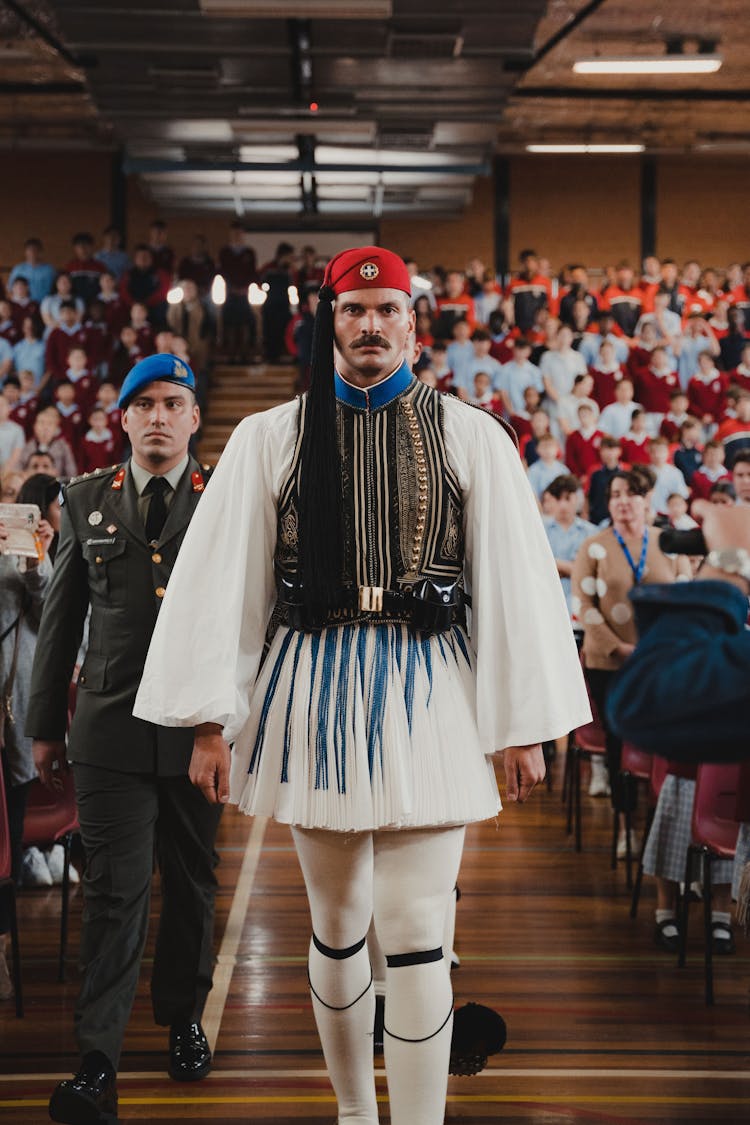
[111,468,126,491]
[191,470,205,493]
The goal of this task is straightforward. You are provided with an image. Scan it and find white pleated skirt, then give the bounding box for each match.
[230,621,501,831]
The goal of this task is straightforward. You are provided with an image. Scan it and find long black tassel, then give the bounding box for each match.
[298,284,343,617]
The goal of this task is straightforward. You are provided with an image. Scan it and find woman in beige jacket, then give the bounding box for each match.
[572,467,689,852]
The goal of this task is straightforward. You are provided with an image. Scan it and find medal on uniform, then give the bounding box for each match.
[106,524,117,534]
[88,511,103,526]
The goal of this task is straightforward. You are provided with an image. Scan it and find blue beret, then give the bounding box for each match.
[118,353,196,409]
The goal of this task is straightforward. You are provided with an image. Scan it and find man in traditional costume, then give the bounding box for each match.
[134,247,590,1124]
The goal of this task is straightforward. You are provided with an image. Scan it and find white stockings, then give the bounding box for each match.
[292,824,465,1125]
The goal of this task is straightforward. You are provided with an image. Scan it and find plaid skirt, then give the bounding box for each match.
[642,775,734,885]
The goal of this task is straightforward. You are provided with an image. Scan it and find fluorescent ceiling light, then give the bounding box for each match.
[526,144,644,154]
[573,55,722,75]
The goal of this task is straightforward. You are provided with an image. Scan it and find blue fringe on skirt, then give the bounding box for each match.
[230,622,500,831]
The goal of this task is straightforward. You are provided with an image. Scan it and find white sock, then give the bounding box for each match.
[711,910,732,937]
[383,958,453,1125]
[308,937,379,1125]
[655,909,678,937]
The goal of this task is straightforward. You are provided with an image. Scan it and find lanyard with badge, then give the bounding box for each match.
[612,527,649,585]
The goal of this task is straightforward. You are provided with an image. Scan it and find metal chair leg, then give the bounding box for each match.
[58,831,72,983]
[678,845,696,969]
[703,850,714,1006]
[630,805,654,919]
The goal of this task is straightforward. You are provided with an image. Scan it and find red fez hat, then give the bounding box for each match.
[323,245,411,297]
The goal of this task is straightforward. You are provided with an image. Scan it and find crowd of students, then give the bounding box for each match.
[404,249,750,957]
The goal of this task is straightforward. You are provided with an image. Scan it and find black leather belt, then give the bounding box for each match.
[277,576,469,635]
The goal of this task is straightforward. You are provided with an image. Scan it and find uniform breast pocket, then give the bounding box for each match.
[82,539,128,603]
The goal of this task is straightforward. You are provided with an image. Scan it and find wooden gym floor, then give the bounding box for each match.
[1,752,748,1123]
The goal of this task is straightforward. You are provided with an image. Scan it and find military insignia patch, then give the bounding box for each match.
[88,511,103,526]
[173,359,187,379]
[191,470,205,493]
[111,468,126,491]
[360,262,379,281]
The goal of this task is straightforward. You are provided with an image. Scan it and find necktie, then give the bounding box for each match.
[144,476,170,543]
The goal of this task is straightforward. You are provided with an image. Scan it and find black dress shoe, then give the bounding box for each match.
[449,1002,507,1077]
[169,1021,212,1082]
[49,1051,118,1124]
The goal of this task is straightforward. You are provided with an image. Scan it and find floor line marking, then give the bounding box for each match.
[2,1094,750,1109]
[201,814,269,1053]
[1,1067,748,1083]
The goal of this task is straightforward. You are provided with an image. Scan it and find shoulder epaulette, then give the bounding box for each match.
[66,463,124,489]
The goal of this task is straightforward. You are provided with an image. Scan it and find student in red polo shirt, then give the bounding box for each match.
[659,390,690,443]
[690,440,730,500]
[620,408,651,464]
[589,338,626,408]
[54,381,86,457]
[565,403,604,482]
[634,345,680,428]
[688,349,729,428]
[80,405,120,473]
[728,341,750,393]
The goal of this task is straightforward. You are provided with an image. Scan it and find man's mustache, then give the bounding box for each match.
[353,335,391,349]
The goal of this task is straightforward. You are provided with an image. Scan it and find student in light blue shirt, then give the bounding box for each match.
[578,312,630,368]
[445,319,475,396]
[498,338,543,414]
[543,473,597,617]
[12,319,46,386]
[527,432,570,502]
[8,238,56,304]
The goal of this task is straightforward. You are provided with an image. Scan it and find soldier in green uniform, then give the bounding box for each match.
[26,353,222,1125]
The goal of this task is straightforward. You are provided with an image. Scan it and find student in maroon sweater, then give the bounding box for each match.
[565,403,604,482]
[79,405,120,473]
[688,350,729,426]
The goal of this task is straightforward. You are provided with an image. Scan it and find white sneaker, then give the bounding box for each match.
[588,758,611,797]
[21,846,53,887]
[616,830,640,860]
[44,843,79,885]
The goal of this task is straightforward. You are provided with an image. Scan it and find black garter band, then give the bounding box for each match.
[308,932,372,1011]
[386,946,443,968]
[383,1002,454,1044]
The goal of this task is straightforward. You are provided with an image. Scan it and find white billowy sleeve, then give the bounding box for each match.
[133,402,297,741]
[442,397,591,751]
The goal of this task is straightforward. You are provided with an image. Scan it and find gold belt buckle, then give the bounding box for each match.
[359,585,384,613]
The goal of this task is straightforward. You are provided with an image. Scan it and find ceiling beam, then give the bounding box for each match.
[125,158,490,175]
[516,0,609,72]
[2,0,93,70]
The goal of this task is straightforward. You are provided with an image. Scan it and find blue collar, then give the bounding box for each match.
[334,359,414,411]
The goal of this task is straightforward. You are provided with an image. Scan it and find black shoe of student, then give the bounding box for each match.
[449,1002,507,1077]
[373,993,385,1054]
[49,1051,118,1123]
[168,1021,212,1082]
[711,921,736,955]
[654,918,680,953]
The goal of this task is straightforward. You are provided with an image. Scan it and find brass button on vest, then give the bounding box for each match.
[155,586,166,598]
